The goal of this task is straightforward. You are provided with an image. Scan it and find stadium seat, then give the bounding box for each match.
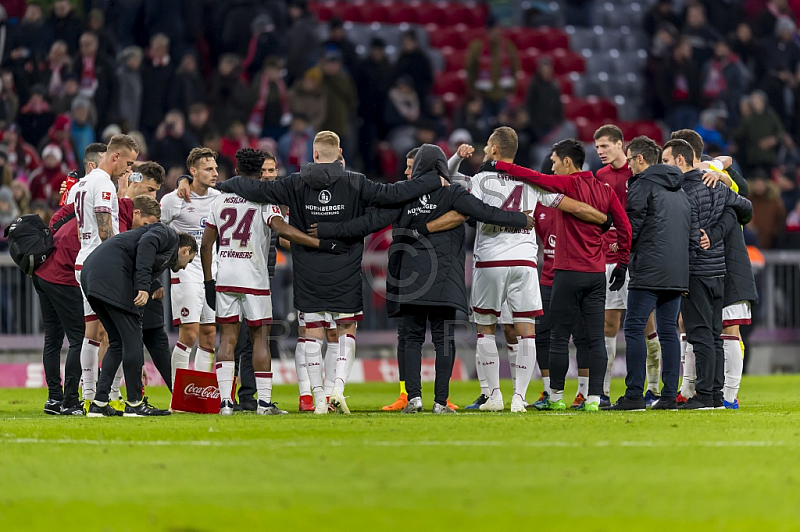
[428,25,468,49]
[555,75,574,96]
[508,27,544,50]
[565,26,595,51]
[516,72,532,100]
[441,46,467,72]
[433,70,467,96]
[441,91,463,116]
[551,49,585,75]
[519,48,543,72]
[447,2,482,27]
[575,117,606,142]
[309,1,335,22]
[386,2,417,24]
[562,95,593,120]
[621,120,664,143]
[595,30,623,52]
[539,28,569,52]
[585,96,618,121]
[414,2,446,25]
[428,48,445,73]
[339,2,366,22]
[363,2,392,23]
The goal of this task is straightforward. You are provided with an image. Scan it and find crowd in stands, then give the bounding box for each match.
[0,0,800,251]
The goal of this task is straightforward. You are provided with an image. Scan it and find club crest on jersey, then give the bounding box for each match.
[200,216,207,228]
[548,234,556,248]
[318,190,331,204]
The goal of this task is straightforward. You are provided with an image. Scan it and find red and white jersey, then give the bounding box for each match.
[206,193,283,294]
[469,169,562,268]
[161,187,221,284]
[68,168,119,268]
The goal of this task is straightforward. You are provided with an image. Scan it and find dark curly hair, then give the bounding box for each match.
[235,148,266,178]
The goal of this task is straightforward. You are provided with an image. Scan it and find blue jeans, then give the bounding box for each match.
[623,289,682,399]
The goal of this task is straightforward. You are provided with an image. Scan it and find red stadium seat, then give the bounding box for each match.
[309,2,334,22]
[585,96,617,121]
[441,47,467,72]
[562,95,593,121]
[539,28,569,51]
[555,75,573,96]
[447,2,482,28]
[363,2,392,23]
[516,72,532,99]
[339,2,365,22]
[552,49,585,75]
[442,92,463,117]
[629,121,664,143]
[414,2,446,25]
[519,48,543,72]
[377,142,398,178]
[433,70,467,96]
[509,28,545,51]
[386,2,417,24]
[575,118,601,143]
[428,25,468,49]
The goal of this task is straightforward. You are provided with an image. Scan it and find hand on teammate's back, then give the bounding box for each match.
[699,229,710,250]
[524,210,535,230]
[134,290,149,307]
[609,263,628,291]
[204,280,216,310]
[306,223,319,238]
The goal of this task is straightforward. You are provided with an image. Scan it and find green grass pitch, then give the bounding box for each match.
[1,376,799,531]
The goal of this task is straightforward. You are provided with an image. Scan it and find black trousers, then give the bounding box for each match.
[681,275,724,402]
[32,276,83,406]
[143,325,174,392]
[89,297,144,404]
[549,270,606,395]
[233,323,257,403]
[401,304,456,405]
[536,284,591,373]
[396,319,406,382]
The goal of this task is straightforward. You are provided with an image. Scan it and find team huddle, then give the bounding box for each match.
[30,119,755,417]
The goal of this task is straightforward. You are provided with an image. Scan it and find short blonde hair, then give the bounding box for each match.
[107,134,139,156]
[131,195,161,218]
[313,131,341,161]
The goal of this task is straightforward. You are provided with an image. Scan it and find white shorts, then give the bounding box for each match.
[171,280,216,326]
[605,263,628,310]
[216,291,272,326]
[722,301,752,327]
[75,269,97,322]
[471,266,543,326]
[299,311,363,329]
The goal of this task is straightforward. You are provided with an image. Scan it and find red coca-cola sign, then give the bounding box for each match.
[170,368,222,414]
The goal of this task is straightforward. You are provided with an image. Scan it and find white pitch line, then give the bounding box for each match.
[0,438,794,448]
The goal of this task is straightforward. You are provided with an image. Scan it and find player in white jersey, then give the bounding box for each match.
[69,134,139,403]
[161,147,220,380]
[469,127,609,412]
[201,148,331,415]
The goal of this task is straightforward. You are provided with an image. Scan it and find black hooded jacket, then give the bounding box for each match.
[681,169,753,277]
[314,144,529,314]
[81,223,180,315]
[216,160,444,313]
[707,207,759,306]
[626,164,691,292]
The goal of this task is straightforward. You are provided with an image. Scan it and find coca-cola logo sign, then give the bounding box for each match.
[184,383,220,399]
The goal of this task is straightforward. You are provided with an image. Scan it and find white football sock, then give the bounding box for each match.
[476,352,489,396]
[542,376,551,395]
[550,389,564,402]
[215,361,235,405]
[80,339,100,401]
[680,333,687,362]
[604,336,617,396]
[171,342,190,384]
[507,342,519,389]
[109,365,123,401]
[255,371,273,404]
[332,334,355,396]
[305,338,325,401]
[723,336,743,403]
[645,332,661,393]
[587,394,601,405]
[513,337,535,401]
[324,340,339,396]
[577,376,588,397]
[477,334,500,398]
[294,338,311,397]
[681,341,696,397]
[345,332,356,378]
[194,347,215,372]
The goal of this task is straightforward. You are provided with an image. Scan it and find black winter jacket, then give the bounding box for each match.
[81,223,180,314]
[216,161,444,313]
[315,144,529,315]
[707,207,759,306]
[681,169,753,277]
[626,164,691,292]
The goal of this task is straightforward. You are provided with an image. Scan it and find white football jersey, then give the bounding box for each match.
[161,187,221,284]
[207,193,282,293]
[469,170,562,265]
[69,168,119,267]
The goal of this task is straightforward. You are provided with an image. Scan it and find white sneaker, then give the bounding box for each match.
[329,393,350,414]
[220,399,234,416]
[479,392,504,411]
[510,395,526,413]
[313,397,328,415]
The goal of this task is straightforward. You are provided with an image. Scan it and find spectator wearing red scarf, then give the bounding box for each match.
[40,113,78,171]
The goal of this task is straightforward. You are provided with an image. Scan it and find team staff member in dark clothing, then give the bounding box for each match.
[661,139,753,410]
[494,139,631,411]
[83,223,197,417]
[310,144,534,413]
[608,136,690,411]
[178,131,448,414]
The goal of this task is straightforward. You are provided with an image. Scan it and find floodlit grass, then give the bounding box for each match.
[1,376,799,531]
